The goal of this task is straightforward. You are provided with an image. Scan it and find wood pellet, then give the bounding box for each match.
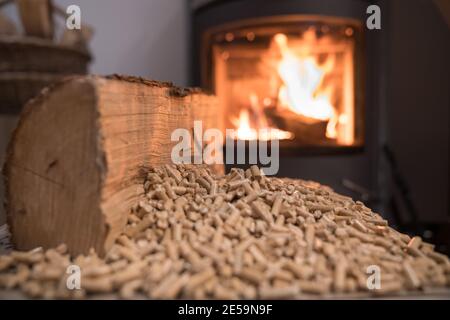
[0,164,449,299]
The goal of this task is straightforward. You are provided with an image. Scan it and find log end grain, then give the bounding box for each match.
[4,75,222,256]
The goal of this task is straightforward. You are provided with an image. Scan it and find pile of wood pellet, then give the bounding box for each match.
[1,164,449,299]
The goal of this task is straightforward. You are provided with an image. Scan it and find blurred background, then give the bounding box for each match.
[0,0,448,252]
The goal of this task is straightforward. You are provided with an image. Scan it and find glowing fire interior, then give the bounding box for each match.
[214,24,357,145]
[274,32,338,139]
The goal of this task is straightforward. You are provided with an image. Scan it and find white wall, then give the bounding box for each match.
[58,0,190,85]
[3,0,190,85]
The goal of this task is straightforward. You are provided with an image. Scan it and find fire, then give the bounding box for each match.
[231,109,258,140]
[274,32,338,139]
[228,30,355,144]
[231,108,293,141]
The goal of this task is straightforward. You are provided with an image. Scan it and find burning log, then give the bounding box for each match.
[264,107,330,145]
[3,75,222,256]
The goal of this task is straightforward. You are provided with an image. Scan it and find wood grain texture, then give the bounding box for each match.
[4,75,222,256]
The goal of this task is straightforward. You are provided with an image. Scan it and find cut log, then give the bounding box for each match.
[16,0,53,39]
[3,75,222,256]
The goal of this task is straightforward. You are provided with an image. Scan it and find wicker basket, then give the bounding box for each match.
[0,36,91,114]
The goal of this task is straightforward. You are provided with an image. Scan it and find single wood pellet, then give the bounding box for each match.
[0,164,449,299]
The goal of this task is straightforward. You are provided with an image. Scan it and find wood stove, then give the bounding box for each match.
[202,16,364,150]
[192,0,382,204]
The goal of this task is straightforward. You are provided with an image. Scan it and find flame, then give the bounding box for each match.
[274,32,338,139]
[231,109,293,141]
[227,30,355,144]
[231,109,258,140]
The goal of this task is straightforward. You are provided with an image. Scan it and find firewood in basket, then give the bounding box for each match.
[16,0,54,39]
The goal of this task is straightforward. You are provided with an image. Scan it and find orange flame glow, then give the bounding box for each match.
[229,30,355,144]
[231,109,294,141]
[274,32,338,139]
